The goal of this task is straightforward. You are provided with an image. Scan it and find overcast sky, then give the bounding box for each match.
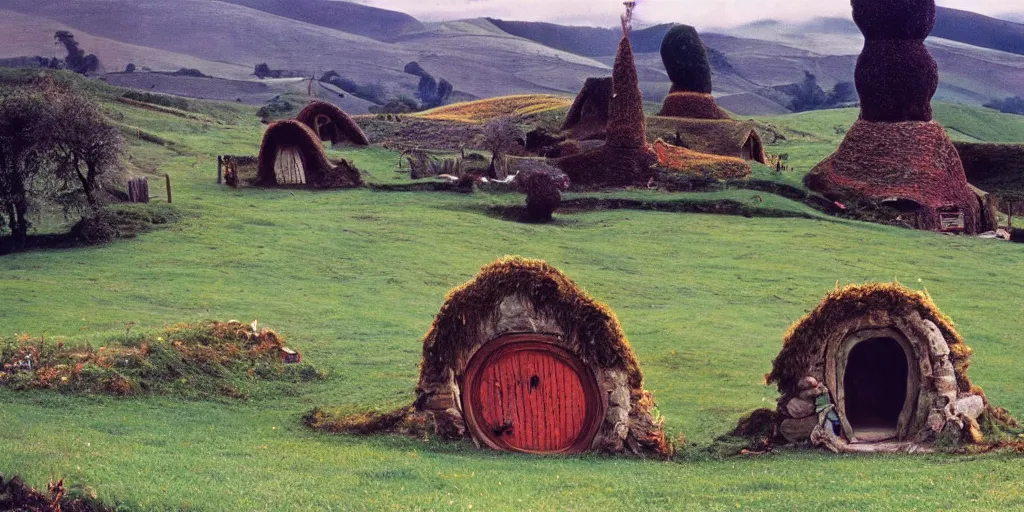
[352,0,1023,29]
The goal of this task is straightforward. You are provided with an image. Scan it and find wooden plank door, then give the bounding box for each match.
[462,334,603,454]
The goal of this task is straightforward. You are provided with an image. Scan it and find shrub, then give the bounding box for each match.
[984,96,1024,116]
[517,164,569,223]
[69,212,117,245]
[0,320,322,399]
[121,90,190,111]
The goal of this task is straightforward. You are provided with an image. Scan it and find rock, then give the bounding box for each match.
[786,398,816,419]
[781,416,819,443]
[956,395,985,421]
[935,374,958,395]
[608,386,630,408]
[799,387,824,400]
[927,409,946,432]
[922,319,949,358]
[798,376,819,391]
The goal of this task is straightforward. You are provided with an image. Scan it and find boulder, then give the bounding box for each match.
[785,398,816,419]
[780,416,818,443]
[955,395,985,421]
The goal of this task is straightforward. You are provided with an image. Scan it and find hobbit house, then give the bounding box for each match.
[414,257,668,455]
[767,284,1016,453]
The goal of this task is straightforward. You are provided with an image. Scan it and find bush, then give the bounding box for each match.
[660,25,713,93]
[517,164,569,223]
[368,97,420,115]
[0,320,322,399]
[171,68,208,78]
[121,90,190,110]
[70,212,117,245]
[256,96,295,122]
[984,96,1024,116]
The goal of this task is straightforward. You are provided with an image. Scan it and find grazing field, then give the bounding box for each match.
[1,89,1023,510]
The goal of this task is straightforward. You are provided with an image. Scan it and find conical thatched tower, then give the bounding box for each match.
[553,9,656,188]
[806,0,984,233]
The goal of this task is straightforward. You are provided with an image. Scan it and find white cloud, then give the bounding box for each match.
[354,0,1023,29]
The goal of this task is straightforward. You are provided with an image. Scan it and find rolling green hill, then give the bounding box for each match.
[0,73,1023,510]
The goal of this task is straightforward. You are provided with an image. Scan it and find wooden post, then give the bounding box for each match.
[165,174,173,204]
[217,155,223,185]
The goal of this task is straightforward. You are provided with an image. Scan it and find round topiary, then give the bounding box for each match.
[660,25,713,94]
[517,166,569,223]
[852,0,936,41]
[855,39,938,122]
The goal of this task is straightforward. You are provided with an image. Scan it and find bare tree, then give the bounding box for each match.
[481,115,523,179]
[48,87,125,206]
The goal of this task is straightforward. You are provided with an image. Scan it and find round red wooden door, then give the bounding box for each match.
[461,334,604,454]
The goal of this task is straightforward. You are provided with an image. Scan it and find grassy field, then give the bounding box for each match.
[2,88,1024,510]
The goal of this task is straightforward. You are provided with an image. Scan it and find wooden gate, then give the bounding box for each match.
[461,334,604,454]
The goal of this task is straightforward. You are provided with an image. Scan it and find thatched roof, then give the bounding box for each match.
[417,257,643,390]
[256,120,362,188]
[553,36,657,188]
[647,117,766,164]
[954,142,1024,203]
[561,77,612,139]
[807,119,981,233]
[768,283,974,397]
[295,100,369,146]
[653,139,751,180]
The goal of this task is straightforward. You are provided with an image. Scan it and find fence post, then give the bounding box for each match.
[165,174,173,204]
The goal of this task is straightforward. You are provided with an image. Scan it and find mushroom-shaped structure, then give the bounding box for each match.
[295,100,369,146]
[806,0,982,233]
[658,25,729,120]
[414,257,669,456]
[768,283,1014,452]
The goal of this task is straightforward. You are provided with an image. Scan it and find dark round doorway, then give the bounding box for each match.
[843,337,909,437]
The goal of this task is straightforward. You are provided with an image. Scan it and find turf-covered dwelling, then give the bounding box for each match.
[295,100,369,147]
[561,77,613,141]
[553,21,657,188]
[954,142,1024,223]
[768,284,1015,453]
[414,257,668,456]
[647,118,767,165]
[807,0,986,234]
[256,120,362,188]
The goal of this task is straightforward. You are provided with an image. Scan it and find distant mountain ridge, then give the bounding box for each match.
[0,0,1020,117]
[485,19,675,57]
[932,7,1024,56]
[218,0,424,41]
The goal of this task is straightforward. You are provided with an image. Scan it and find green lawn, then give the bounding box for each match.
[2,89,1024,510]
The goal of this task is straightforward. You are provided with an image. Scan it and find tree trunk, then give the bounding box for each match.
[77,159,96,206]
[12,198,28,250]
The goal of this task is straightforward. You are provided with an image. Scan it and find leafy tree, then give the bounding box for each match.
[125,63,136,73]
[54,31,100,74]
[254,63,271,79]
[0,90,55,248]
[789,72,829,113]
[984,96,1024,115]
